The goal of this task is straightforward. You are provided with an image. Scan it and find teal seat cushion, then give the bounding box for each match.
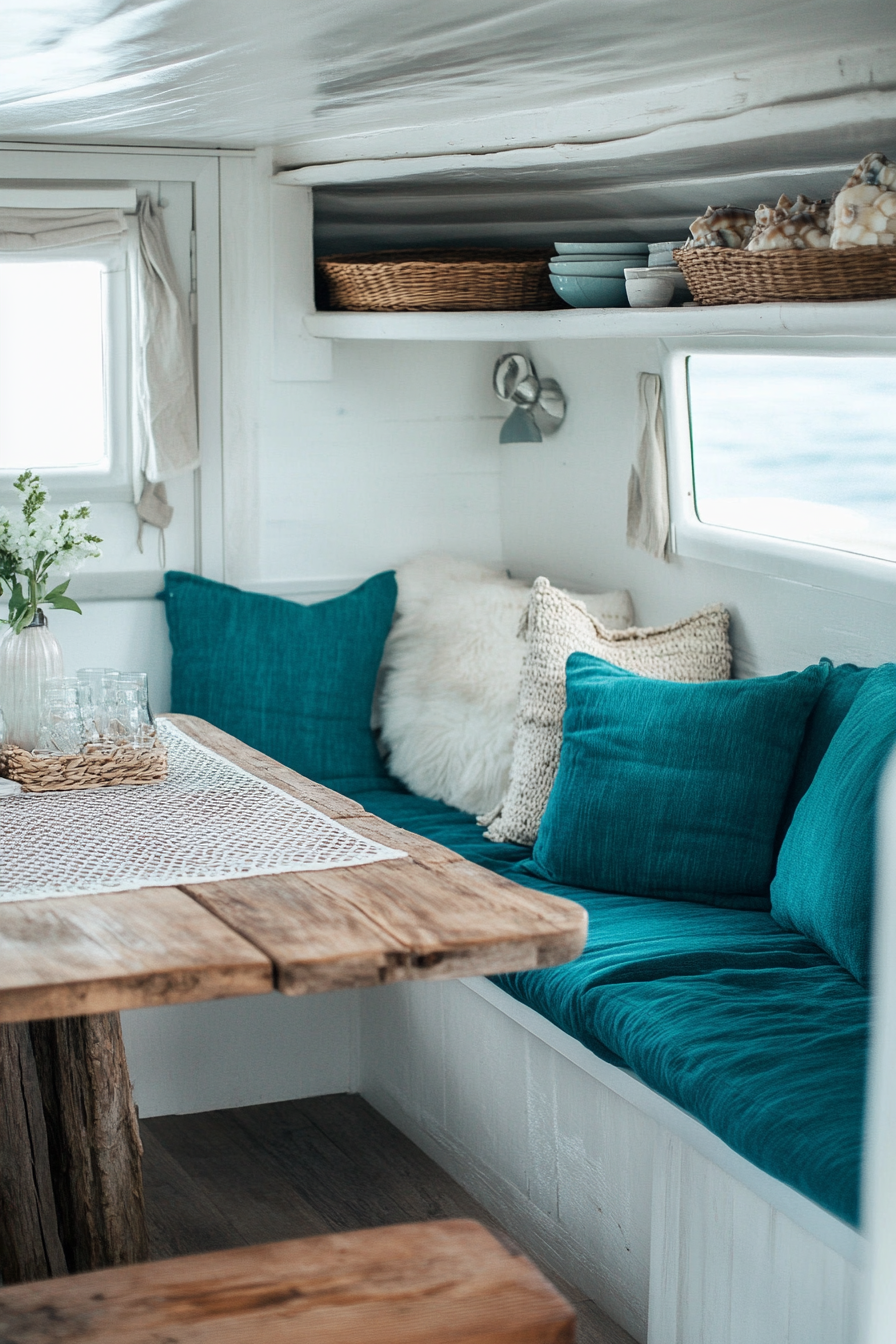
[162,570,398,793]
[771,662,896,985]
[351,785,866,1226]
[531,653,829,908]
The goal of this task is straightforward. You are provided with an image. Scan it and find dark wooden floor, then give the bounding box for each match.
[141,1092,635,1344]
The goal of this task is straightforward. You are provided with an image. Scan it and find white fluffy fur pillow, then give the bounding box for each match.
[377,556,634,815]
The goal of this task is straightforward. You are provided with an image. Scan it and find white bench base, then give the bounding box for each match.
[359,977,865,1344]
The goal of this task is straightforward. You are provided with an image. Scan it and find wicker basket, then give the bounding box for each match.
[674,245,896,305]
[317,249,556,312]
[0,742,169,793]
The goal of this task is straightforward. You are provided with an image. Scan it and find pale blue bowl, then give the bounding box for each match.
[550,274,629,308]
[554,241,649,255]
[550,258,645,276]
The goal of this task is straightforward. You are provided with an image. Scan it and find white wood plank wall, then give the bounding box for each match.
[359,977,864,1344]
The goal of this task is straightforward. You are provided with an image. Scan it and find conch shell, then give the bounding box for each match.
[842,152,896,191]
[746,194,831,250]
[830,152,896,248]
[686,205,755,249]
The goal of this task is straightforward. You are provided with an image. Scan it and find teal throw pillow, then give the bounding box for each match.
[532,652,830,908]
[775,660,872,849]
[771,663,896,984]
[162,570,397,793]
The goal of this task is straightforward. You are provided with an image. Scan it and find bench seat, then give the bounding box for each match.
[351,786,867,1228]
[0,1220,574,1344]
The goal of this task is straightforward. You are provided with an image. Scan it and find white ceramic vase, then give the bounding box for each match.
[0,610,64,749]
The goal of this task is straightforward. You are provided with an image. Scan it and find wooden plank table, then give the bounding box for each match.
[0,716,587,1286]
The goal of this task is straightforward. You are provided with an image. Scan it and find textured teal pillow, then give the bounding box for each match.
[771,663,896,984]
[531,652,830,908]
[162,570,397,792]
[775,660,873,849]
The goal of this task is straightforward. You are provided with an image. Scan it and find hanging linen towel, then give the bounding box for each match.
[0,720,405,903]
[132,194,199,487]
[627,372,671,561]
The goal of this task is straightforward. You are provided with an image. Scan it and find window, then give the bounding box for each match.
[686,354,896,564]
[0,261,108,472]
[0,246,130,500]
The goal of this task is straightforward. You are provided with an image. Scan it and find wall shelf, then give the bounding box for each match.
[304,300,896,342]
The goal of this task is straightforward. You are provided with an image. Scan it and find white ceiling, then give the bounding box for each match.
[0,0,892,166]
[1,0,893,249]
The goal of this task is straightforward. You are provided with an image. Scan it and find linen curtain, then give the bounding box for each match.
[627,371,671,561]
[0,201,198,548]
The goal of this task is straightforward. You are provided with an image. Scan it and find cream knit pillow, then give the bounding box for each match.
[482,577,732,846]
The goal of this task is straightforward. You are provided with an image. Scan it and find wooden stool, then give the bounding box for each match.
[0,1218,575,1343]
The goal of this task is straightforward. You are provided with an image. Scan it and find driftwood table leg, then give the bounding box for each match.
[0,1022,67,1284]
[30,1013,148,1274]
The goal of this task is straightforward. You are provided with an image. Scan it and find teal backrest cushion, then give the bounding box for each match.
[162,570,397,793]
[771,663,896,984]
[776,660,873,849]
[531,652,830,908]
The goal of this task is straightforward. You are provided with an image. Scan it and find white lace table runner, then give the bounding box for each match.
[0,719,406,903]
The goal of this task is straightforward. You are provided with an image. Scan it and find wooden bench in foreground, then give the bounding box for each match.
[0,1219,576,1344]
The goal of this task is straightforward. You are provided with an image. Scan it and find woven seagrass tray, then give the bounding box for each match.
[317,248,556,311]
[674,245,896,305]
[0,742,168,793]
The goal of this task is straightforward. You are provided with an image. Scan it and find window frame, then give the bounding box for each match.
[661,335,896,603]
[0,240,132,502]
[0,149,224,587]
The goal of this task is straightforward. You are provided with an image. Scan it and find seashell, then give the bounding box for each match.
[842,152,896,191]
[687,205,755,249]
[830,180,896,248]
[747,194,831,250]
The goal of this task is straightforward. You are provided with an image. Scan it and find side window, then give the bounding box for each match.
[0,256,126,490]
[685,353,896,565]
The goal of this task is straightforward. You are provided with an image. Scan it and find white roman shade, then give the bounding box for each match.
[0,207,127,251]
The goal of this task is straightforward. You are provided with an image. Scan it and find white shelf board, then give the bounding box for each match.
[305,300,896,341]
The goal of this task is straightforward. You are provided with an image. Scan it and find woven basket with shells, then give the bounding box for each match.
[678,152,896,304]
[674,245,896,305]
[0,742,169,793]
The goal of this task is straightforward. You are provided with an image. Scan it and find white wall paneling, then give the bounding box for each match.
[270,179,333,382]
[358,976,865,1344]
[122,989,361,1120]
[256,338,505,584]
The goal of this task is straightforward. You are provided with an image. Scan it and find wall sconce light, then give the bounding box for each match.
[493,353,566,444]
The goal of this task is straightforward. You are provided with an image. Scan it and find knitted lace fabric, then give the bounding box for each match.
[0,719,405,903]
[482,578,732,846]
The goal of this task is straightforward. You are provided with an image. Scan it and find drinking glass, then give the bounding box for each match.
[35,677,83,755]
[117,673,155,747]
[76,667,116,744]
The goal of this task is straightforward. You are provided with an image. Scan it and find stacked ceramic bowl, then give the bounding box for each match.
[624,240,691,307]
[549,242,649,307]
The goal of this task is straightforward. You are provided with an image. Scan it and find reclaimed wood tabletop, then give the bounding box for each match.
[0,713,587,1023]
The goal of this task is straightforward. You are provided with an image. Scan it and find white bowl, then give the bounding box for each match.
[648,240,688,252]
[625,276,675,308]
[625,266,692,304]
